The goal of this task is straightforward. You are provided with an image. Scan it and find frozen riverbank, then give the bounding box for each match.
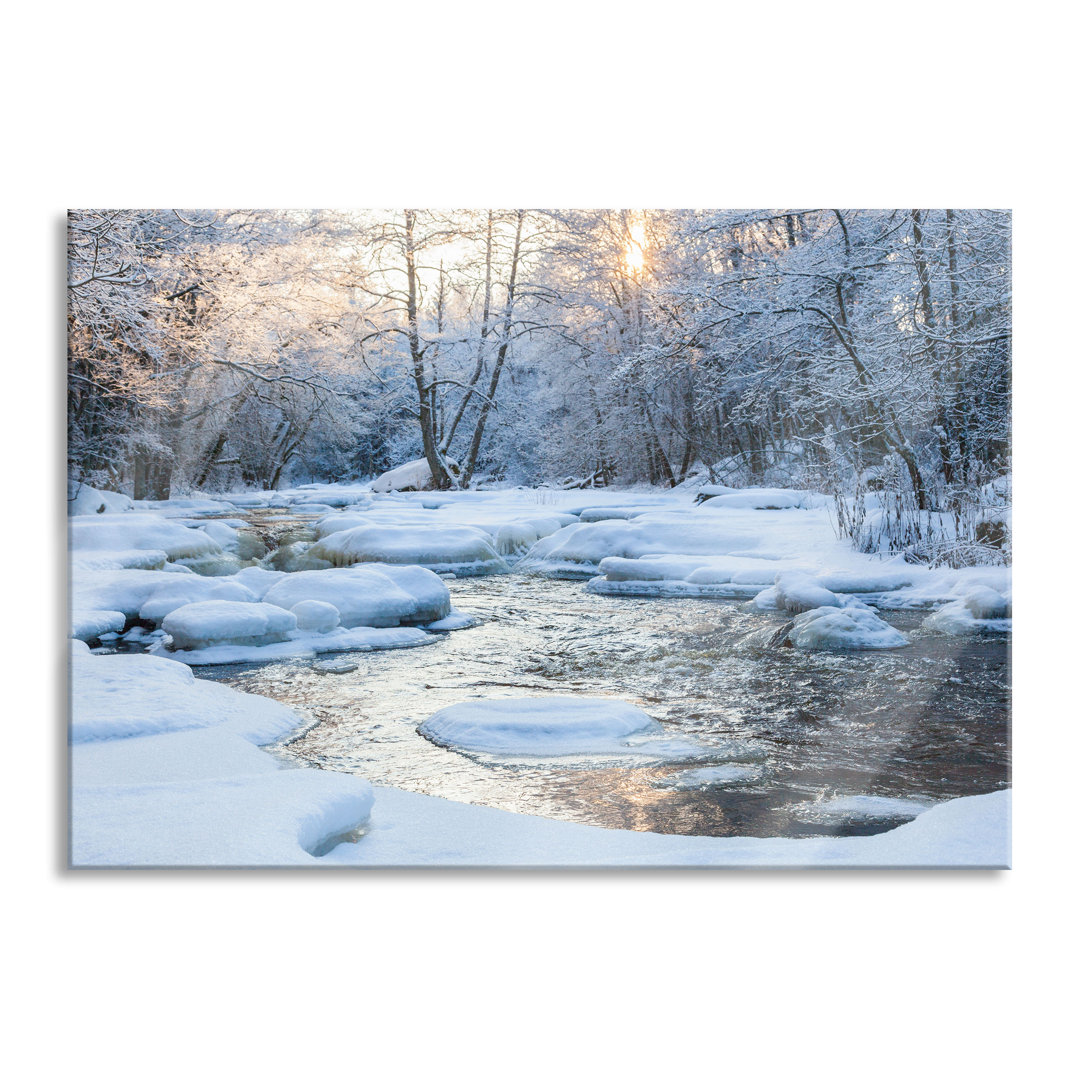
[68,480,1011,866]
[70,640,1010,867]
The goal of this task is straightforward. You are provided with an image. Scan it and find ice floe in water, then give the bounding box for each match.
[419,696,681,757]
[653,764,765,789]
[796,795,936,823]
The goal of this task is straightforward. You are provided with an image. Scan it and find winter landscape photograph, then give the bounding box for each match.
[67,207,1011,867]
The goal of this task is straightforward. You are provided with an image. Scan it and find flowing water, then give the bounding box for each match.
[205,571,1010,839]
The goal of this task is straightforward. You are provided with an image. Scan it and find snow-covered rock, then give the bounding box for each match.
[290,599,340,633]
[70,513,222,562]
[787,604,908,650]
[923,585,1012,635]
[162,600,297,651]
[261,564,450,628]
[370,458,448,493]
[774,573,842,614]
[418,696,661,756]
[308,523,509,575]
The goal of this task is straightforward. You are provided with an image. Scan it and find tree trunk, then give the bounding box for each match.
[461,210,524,488]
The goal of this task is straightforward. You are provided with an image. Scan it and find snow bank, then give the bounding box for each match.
[70,513,222,562]
[69,646,1009,867]
[162,600,297,651]
[697,487,826,510]
[68,482,134,515]
[419,696,662,756]
[262,564,450,627]
[70,649,375,865]
[308,523,509,575]
[319,786,1010,867]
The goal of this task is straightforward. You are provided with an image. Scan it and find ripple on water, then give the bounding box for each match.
[205,575,1010,839]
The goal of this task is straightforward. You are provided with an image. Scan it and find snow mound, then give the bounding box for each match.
[788,605,908,650]
[308,523,509,575]
[923,585,1012,635]
[419,697,661,756]
[774,573,842,614]
[370,458,449,493]
[262,564,450,627]
[68,482,134,515]
[137,578,260,623]
[70,513,222,562]
[290,600,340,633]
[72,609,126,641]
[162,600,297,651]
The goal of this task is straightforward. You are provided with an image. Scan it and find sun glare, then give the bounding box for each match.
[625,216,647,275]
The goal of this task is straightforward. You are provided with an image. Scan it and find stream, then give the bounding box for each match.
[203,568,1010,840]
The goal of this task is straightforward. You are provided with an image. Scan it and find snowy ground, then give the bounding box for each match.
[68,478,1012,866]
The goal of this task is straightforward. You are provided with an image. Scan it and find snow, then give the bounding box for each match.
[161,600,297,650]
[290,599,340,632]
[320,786,1010,867]
[418,696,705,758]
[774,573,842,614]
[69,647,1009,867]
[261,564,450,627]
[924,587,1013,635]
[196,520,241,551]
[697,487,827,510]
[71,569,262,638]
[68,482,134,515]
[155,624,434,665]
[308,523,510,575]
[70,513,222,561]
[369,457,440,493]
[787,604,909,650]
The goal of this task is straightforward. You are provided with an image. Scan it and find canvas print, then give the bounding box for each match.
[67,209,1011,867]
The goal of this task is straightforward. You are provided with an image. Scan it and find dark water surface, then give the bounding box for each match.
[206,574,1010,839]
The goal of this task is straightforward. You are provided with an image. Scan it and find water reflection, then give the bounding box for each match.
[208,576,1009,838]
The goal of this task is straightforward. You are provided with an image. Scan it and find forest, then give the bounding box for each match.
[67,208,1011,563]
